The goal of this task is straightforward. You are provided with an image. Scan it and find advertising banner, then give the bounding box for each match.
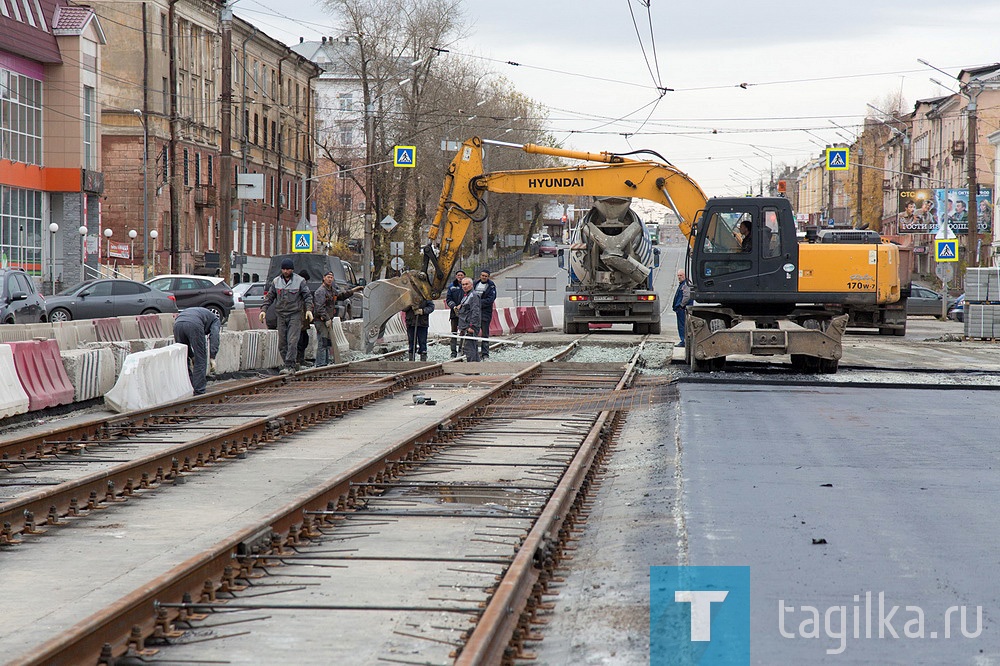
[108,240,130,259]
[932,188,992,235]
[897,188,993,234]
[896,189,936,233]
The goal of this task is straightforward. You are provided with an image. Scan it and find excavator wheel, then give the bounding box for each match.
[819,358,839,374]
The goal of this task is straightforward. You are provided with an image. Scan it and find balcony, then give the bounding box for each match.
[194,185,216,206]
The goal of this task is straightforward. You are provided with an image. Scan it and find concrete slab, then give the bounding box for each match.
[60,347,116,402]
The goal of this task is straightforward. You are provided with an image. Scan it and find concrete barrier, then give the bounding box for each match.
[514,307,542,333]
[216,331,243,374]
[378,312,407,345]
[536,306,554,330]
[7,339,76,411]
[550,305,564,329]
[105,343,194,413]
[83,341,131,378]
[496,297,516,309]
[487,309,503,337]
[119,316,141,341]
[72,320,98,344]
[25,323,54,340]
[341,319,364,351]
[94,317,125,342]
[429,310,451,338]
[329,318,351,359]
[136,314,162,339]
[157,312,177,338]
[61,347,115,402]
[51,321,81,350]
[259,329,282,368]
[500,308,517,335]
[240,330,261,371]
[0,344,30,418]
[226,309,250,332]
[0,324,30,343]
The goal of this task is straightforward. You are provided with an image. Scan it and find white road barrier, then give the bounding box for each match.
[104,343,194,413]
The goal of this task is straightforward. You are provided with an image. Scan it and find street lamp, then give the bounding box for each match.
[128,229,138,276]
[133,109,150,280]
[150,229,159,275]
[103,228,113,272]
[48,222,59,295]
[78,225,88,278]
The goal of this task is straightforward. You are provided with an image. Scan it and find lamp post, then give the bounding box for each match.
[128,229,138,277]
[78,225,87,279]
[133,109,150,280]
[103,228,113,274]
[48,222,59,295]
[150,229,159,275]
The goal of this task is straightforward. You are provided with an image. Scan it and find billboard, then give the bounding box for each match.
[897,188,993,234]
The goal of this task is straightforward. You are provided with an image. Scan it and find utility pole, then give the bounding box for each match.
[855,142,863,228]
[219,3,233,283]
[168,0,180,273]
[966,83,982,267]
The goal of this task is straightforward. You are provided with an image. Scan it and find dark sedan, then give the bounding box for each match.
[905,283,954,317]
[47,279,178,322]
[145,275,233,320]
[948,294,965,322]
[1,268,47,324]
[538,240,559,257]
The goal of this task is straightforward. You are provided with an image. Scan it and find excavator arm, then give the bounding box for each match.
[361,136,708,349]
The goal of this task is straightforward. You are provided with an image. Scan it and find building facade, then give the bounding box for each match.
[1,0,105,294]
[90,0,317,282]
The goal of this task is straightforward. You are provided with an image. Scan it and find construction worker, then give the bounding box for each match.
[173,306,220,395]
[260,258,312,374]
[313,270,363,367]
[456,277,481,362]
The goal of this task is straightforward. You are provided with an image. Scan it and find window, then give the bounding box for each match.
[270,120,276,151]
[206,155,214,186]
[162,146,169,184]
[253,113,258,144]
[162,77,169,115]
[762,208,781,259]
[0,186,44,270]
[147,277,172,291]
[243,109,249,140]
[338,93,352,111]
[83,281,113,297]
[338,124,353,146]
[183,148,189,186]
[252,61,258,93]
[0,69,43,166]
[112,281,148,296]
[83,86,95,169]
[194,153,201,186]
[161,13,167,52]
[262,120,267,150]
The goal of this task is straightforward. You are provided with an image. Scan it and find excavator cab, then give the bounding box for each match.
[688,197,800,313]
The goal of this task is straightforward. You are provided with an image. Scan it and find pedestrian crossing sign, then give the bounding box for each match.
[292,230,313,253]
[934,239,958,262]
[825,147,849,171]
[393,145,416,168]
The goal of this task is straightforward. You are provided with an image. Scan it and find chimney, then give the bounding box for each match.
[299,37,304,43]
[321,36,326,44]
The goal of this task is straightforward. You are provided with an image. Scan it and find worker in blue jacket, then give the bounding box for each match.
[173,306,221,395]
[474,269,497,359]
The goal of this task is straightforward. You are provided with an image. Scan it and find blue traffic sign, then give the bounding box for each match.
[934,239,958,262]
[292,230,313,253]
[393,145,416,168]
[826,147,849,171]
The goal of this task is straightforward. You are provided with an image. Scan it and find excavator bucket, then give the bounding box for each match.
[361,271,434,352]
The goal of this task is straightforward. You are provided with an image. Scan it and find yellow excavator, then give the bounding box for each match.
[362,137,905,373]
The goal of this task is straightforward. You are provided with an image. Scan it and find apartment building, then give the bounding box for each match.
[90,0,317,282]
[1,0,105,294]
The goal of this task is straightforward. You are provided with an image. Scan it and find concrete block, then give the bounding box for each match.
[240,330,260,371]
[119,316,141,340]
[0,324,30,343]
[216,331,242,374]
[536,306,554,329]
[226,310,250,332]
[341,319,364,351]
[0,344,30,418]
[83,341,131,378]
[61,347,116,402]
[25,323,54,340]
[549,304,565,329]
[260,330,281,368]
[72,320,97,344]
[105,343,194,413]
[51,321,80,350]
[157,312,177,337]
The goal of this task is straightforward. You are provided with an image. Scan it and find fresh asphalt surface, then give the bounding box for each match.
[679,383,999,663]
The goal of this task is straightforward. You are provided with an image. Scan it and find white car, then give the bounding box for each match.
[530,233,552,244]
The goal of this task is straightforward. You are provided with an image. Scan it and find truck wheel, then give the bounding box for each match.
[649,320,661,334]
[633,322,648,334]
[893,326,906,337]
[710,356,726,371]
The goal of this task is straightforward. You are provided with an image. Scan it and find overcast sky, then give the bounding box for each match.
[234,0,1000,200]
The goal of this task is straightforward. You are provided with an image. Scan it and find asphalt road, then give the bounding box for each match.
[678,382,1000,663]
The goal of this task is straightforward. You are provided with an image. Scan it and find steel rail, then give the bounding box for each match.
[15,342,580,666]
[455,343,643,665]
[0,364,441,542]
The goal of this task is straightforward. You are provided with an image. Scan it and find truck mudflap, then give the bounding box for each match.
[686,310,847,373]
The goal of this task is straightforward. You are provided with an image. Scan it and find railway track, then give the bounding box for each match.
[3,339,674,665]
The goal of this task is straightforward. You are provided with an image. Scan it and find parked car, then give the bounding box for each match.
[948,294,965,322]
[47,279,178,322]
[538,240,559,257]
[906,283,954,317]
[145,274,233,320]
[531,233,552,244]
[232,281,266,310]
[0,268,47,324]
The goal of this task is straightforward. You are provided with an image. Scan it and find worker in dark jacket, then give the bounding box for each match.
[295,270,313,367]
[173,306,221,395]
[313,270,363,367]
[672,269,691,347]
[404,293,436,362]
[261,258,313,374]
[444,270,466,358]
[456,277,482,362]
[474,269,497,359]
